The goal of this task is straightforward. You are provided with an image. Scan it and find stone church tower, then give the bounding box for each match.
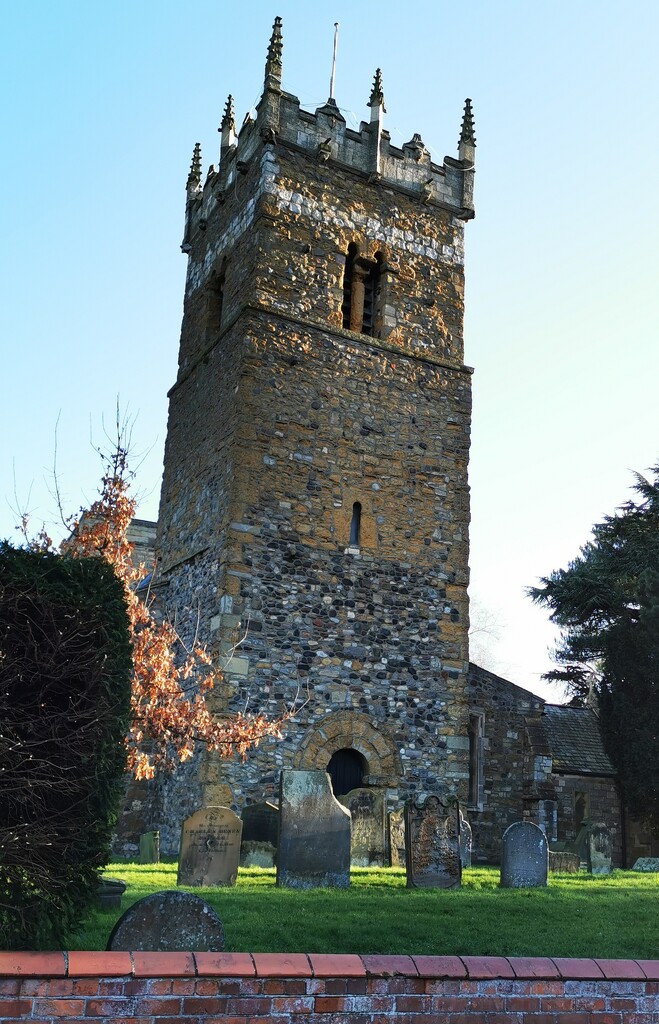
[153,18,477,848]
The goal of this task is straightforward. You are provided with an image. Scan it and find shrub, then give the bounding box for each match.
[0,543,132,949]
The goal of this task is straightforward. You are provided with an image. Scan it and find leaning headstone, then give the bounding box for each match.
[500,821,548,888]
[549,850,580,873]
[388,809,405,867]
[339,788,387,867]
[276,769,350,888]
[459,810,472,869]
[404,795,461,888]
[177,806,243,887]
[632,858,659,872]
[107,891,224,951]
[139,830,160,864]
[587,824,612,875]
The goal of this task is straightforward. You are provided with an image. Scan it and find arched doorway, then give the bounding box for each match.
[327,747,366,797]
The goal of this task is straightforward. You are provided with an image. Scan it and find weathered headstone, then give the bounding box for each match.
[500,821,548,888]
[97,876,126,910]
[107,891,224,951]
[459,810,472,869]
[177,806,243,887]
[404,795,461,888]
[549,850,580,873]
[276,769,350,888]
[388,809,405,867]
[240,800,279,867]
[632,857,659,872]
[139,830,160,864]
[339,788,387,867]
[587,824,612,875]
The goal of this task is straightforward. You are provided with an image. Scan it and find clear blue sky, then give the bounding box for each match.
[2,1,657,699]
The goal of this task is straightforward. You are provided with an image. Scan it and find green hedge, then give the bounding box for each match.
[0,543,132,949]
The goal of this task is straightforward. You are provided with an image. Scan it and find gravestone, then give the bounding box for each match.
[97,876,126,910]
[139,830,160,864]
[339,788,386,867]
[500,821,548,888]
[459,810,472,869]
[107,891,224,951]
[587,824,612,875]
[388,809,405,867]
[240,801,278,866]
[549,850,580,873]
[632,857,659,872]
[241,841,276,868]
[404,795,461,888]
[277,769,350,888]
[177,806,243,887]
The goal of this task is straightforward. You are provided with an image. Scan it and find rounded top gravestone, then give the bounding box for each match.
[106,891,225,951]
[500,821,548,888]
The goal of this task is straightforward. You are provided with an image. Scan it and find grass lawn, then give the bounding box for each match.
[67,863,659,959]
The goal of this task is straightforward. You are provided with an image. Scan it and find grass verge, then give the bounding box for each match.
[68,863,659,959]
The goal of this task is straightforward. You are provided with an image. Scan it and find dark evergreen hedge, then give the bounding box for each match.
[0,542,132,949]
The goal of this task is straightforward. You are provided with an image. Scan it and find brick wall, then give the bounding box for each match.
[2,951,658,1022]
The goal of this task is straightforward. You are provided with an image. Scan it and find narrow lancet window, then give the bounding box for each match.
[349,501,362,546]
[468,712,484,807]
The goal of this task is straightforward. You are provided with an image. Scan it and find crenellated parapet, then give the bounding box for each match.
[182,16,475,256]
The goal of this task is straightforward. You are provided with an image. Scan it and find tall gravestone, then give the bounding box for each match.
[339,788,387,867]
[587,824,612,875]
[388,809,405,867]
[459,810,472,869]
[277,769,350,888]
[404,795,461,888]
[500,821,548,888]
[107,891,224,951]
[139,830,160,864]
[177,806,243,887]
[240,801,279,867]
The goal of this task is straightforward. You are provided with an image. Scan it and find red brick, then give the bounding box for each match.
[594,958,647,980]
[461,956,515,979]
[283,979,307,994]
[32,998,85,1016]
[396,994,427,1010]
[505,995,542,1011]
[132,951,195,977]
[252,953,311,977]
[0,952,66,977]
[146,978,174,994]
[509,956,561,979]
[98,980,127,995]
[85,998,137,1016]
[182,995,227,1013]
[636,960,659,980]
[362,954,418,977]
[314,995,345,1012]
[412,954,466,978]
[271,994,314,1012]
[263,979,286,994]
[44,979,76,995]
[138,996,182,1014]
[0,981,20,996]
[0,998,31,1017]
[309,953,366,977]
[226,997,269,1014]
[68,951,133,977]
[324,978,348,994]
[552,958,604,979]
[194,952,255,976]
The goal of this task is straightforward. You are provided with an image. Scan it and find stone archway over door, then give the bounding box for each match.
[294,710,402,788]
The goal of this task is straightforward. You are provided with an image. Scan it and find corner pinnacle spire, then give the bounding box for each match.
[458,98,476,164]
[221,95,235,132]
[368,68,385,108]
[264,16,283,89]
[186,142,202,192]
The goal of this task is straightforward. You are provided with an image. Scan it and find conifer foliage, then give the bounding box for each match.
[530,466,659,828]
[0,544,132,948]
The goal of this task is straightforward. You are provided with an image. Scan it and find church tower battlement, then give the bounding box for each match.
[154,16,476,846]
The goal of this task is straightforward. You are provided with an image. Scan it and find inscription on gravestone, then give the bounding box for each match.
[632,857,659,872]
[339,788,387,867]
[388,809,405,867]
[404,795,461,888]
[587,824,612,875]
[277,769,350,889]
[107,891,224,951]
[177,806,243,887]
[500,821,548,888]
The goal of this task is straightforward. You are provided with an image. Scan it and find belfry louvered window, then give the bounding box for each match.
[342,243,383,337]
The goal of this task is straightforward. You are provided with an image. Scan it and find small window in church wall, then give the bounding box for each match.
[327,747,366,797]
[468,712,484,808]
[349,501,362,546]
[341,244,384,338]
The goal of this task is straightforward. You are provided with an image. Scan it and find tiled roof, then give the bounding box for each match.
[542,705,615,776]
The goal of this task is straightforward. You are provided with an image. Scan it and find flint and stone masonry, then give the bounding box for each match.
[145,19,476,852]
